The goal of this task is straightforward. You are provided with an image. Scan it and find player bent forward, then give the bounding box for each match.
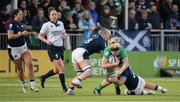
[94,38,167,95]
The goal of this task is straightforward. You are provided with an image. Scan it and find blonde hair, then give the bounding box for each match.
[108,37,120,46]
[109,42,120,51]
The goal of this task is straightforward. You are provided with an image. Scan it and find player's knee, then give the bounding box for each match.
[83,66,92,76]
[56,65,64,73]
[76,70,84,75]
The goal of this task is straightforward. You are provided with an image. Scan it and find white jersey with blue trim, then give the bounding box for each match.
[40,21,65,46]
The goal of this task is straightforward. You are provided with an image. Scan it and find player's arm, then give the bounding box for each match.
[61,32,68,39]
[61,22,68,39]
[38,33,52,45]
[8,31,22,39]
[7,24,29,39]
[116,48,129,76]
[101,56,119,69]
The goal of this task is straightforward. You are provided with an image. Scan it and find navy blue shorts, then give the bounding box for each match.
[47,45,64,62]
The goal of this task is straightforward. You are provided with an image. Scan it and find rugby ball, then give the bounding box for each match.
[108,56,116,64]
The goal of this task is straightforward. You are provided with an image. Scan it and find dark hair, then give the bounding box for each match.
[48,7,56,16]
[11,9,22,19]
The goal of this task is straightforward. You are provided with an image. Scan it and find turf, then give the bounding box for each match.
[0,77,180,102]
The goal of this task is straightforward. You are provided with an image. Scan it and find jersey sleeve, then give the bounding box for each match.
[61,22,66,33]
[7,23,15,33]
[103,47,111,59]
[119,47,128,60]
[40,23,48,35]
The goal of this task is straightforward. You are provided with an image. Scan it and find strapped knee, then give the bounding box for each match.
[82,66,92,72]
[76,70,84,75]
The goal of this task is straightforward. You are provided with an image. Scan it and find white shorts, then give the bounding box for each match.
[72,48,89,63]
[131,76,145,95]
[8,43,28,60]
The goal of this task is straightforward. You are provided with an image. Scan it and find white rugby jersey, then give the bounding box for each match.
[40,21,66,46]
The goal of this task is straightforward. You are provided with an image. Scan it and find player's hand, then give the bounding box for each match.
[115,70,122,78]
[46,40,53,45]
[21,31,29,36]
[30,31,37,36]
[114,56,120,67]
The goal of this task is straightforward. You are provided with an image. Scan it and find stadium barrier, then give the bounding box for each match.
[1,50,180,77]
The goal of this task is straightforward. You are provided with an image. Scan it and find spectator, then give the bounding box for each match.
[135,0,149,19]
[160,0,172,28]
[31,8,48,32]
[170,4,179,22]
[57,10,62,21]
[100,0,116,16]
[18,0,27,10]
[41,0,53,18]
[88,1,99,25]
[0,6,10,33]
[128,9,138,30]
[78,10,96,42]
[165,14,180,29]
[71,3,84,27]
[57,0,70,13]
[100,5,112,29]
[63,12,77,30]
[129,0,136,10]
[137,10,152,30]
[22,9,32,31]
[29,0,40,19]
[148,4,162,29]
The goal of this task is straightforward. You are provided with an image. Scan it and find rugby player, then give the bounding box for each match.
[94,37,167,95]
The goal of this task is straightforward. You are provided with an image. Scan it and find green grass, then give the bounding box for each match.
[0,77,180,102]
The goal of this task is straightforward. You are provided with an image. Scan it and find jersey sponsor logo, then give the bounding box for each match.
[8,24,13,30]
[55,54,59,59]
[92,34,99,39]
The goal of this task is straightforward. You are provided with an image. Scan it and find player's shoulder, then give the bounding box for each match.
[57,21,64,25]
[92,33,103,40]
[42,21,50,27]
[104,47,111,56]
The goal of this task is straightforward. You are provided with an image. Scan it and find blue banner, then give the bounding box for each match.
[112,30,151,51]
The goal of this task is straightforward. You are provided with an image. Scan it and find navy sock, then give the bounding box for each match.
[155,85,158,90]
[69,86,74,90]
[43,69,56,79]
[30,79,35,82]
[59,73,67,90]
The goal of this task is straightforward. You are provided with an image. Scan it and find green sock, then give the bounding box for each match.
[96,84,105,91]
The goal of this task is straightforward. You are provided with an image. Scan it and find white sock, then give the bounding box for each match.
[74,78,80,85]
[30,81,35,88]
[157,86,163,91]
[21,80,26,88]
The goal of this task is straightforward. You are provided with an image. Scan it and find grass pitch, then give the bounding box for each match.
[0,77,180,102]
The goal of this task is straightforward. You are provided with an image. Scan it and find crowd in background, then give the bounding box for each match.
[0,0,180,33]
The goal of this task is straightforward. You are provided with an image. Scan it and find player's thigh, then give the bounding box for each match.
[53,59,64,72]
[12,58,23,72]
[22,50,33,67]
[78,60,91,69]
[71,48,89,65]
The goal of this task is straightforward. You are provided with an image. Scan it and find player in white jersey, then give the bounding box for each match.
[38,7,68,92]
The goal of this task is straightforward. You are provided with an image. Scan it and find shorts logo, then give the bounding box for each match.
[14,55,18,59]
